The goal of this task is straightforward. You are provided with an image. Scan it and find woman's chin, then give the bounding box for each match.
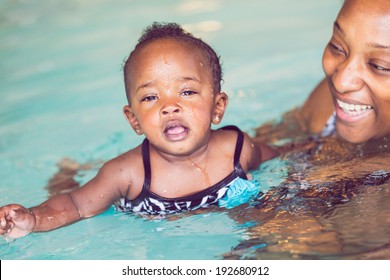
[336,125,369,144]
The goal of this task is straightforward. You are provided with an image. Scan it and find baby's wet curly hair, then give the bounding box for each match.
[123,22,223,102]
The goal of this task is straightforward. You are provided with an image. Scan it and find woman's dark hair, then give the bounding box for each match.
[123,22,222,102]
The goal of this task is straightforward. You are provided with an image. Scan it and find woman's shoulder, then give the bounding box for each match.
[299,78,334,134]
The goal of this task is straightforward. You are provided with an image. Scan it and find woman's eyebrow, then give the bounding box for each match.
[367,42,390,50]
[334,21,344,35]
[335,20,390,50]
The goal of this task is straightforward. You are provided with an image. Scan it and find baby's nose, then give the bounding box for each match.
[161,103,181,116]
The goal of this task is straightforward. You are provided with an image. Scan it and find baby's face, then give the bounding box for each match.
[124,38,221,156]
[322,0,390,143]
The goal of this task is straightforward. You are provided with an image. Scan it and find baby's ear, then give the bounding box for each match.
[212,92,228,124]
[123,105,143,135]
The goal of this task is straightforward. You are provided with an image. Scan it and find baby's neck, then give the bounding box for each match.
[151,142,210,167]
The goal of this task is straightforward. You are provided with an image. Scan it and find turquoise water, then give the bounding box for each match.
[0,0,346,260]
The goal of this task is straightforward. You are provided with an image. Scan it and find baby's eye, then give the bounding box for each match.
[181,90,197,97]
[141,95,158,102]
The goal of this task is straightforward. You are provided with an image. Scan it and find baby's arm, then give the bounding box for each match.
[242,132,278,171]
[0,156,129,239]
[0,194,80,239]
[252,137,278,162]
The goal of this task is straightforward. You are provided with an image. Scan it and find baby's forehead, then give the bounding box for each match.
[139,37,203,55]
[127,38,211,75]
[130,38,210,68]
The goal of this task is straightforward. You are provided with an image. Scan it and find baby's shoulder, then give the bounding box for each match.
[99,144,144,183]
[213,127,261,168]
[214,126,251,143]
[211,127,245,150]
[213,127,237,140]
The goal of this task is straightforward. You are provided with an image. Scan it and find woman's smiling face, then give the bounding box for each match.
[322,0,390,143]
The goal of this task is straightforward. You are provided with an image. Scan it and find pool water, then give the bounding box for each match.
[228,130,390,259]
[3,0,388,260]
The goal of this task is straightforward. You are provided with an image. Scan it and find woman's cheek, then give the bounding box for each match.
[322,48,336,77]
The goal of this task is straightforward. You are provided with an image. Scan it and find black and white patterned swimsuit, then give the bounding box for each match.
[116,126,259,215]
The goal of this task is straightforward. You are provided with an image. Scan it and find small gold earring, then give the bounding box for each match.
[214,116,220,122]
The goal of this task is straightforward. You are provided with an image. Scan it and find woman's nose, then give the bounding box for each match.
[332,58,364,94]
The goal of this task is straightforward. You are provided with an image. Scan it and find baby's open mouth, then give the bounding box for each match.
[163,121,189,140]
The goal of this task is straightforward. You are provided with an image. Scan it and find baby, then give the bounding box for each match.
[0,22,276,239]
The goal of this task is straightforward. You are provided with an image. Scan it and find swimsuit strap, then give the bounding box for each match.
[219,125,247,178]
[142,138,152,190]
[130,138,152,205]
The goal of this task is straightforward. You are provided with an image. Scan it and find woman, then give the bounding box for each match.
[236,0,390,260]
[261,0,390,145]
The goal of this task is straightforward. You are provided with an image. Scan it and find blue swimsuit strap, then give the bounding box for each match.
[132,125,246,205]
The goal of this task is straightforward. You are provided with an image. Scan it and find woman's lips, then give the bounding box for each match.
[335,98,373,123]
[336,98,373,115]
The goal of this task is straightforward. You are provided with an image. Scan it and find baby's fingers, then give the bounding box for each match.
[8,208,31,225]
[0,216,12,235]
[9,209,20,220]
[0,205,33,238]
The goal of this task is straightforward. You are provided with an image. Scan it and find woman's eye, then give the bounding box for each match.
[370,63,390,73]
[328,41,345,54]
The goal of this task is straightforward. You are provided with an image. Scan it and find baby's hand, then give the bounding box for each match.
[0,204,36,239]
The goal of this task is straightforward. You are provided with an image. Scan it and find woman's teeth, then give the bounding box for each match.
[337,99,373,115]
